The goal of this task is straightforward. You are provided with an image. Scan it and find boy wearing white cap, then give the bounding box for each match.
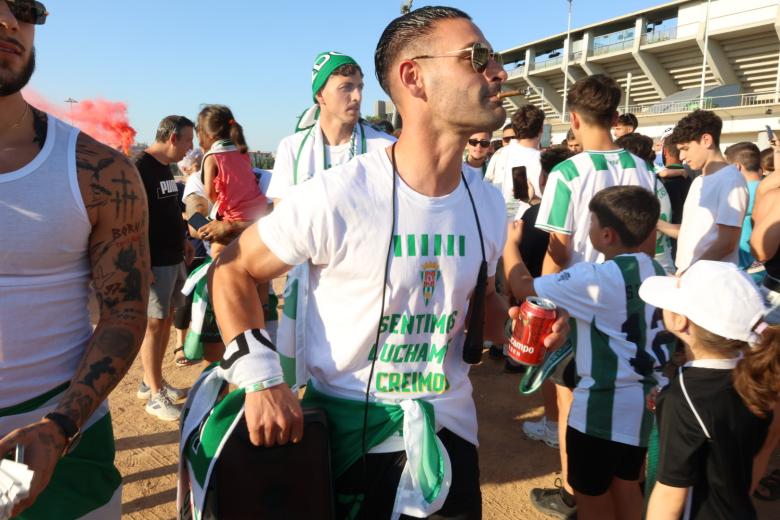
[504,185,673,520]
[639,260,779,520]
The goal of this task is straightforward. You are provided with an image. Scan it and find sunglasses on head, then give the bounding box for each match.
[411,42,503,74]
[468,139,490,148]
[5,0,48,25]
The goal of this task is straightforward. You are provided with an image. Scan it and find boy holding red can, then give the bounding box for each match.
[504,185,673,520]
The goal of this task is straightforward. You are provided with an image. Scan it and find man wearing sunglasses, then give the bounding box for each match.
[211,6,570,519]
[0,2,150,518]
[463,131,491,179]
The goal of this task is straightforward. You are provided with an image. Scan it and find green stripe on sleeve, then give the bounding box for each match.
[459,235,466,257]
[547,180,573,230]
[554,159,581,181]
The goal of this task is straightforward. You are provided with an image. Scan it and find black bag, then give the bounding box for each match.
[182,408,334,520]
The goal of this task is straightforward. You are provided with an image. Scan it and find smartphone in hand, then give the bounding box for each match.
[512,166,530,202]
[188,213,211,231]
[766,125,774,142]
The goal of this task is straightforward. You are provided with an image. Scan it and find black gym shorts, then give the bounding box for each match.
[566,426,647,496]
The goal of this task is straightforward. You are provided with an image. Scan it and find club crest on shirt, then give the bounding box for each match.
[420,262,441,306]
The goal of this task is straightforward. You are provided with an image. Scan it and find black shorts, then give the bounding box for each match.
[548,351,577,388]
[566,426,647,496]
[335,428,481,519]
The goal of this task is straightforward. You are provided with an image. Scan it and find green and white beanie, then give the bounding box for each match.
[311,51,358,102]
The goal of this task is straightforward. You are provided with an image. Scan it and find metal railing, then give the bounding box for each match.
[593,38,634,56]
[640,26,678,45]
[620,91,780,116]
[533,55,563,70]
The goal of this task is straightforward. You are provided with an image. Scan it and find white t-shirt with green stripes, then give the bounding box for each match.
[534,253,672,447]
[535,150,656,266]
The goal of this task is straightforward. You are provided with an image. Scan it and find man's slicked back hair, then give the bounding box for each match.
[375,6,471,96]
[566,74,622,129]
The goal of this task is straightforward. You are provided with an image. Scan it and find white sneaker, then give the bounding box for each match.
[522,417,559,448]
[162,384,188,401]
[137,381,188,401]
[145,391,181,421]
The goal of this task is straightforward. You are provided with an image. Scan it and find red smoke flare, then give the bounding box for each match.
[23,89,137,155]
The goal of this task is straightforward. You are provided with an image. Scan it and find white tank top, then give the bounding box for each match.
[0,115,92,408]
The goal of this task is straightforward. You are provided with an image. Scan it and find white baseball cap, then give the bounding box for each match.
[639,260,768,343]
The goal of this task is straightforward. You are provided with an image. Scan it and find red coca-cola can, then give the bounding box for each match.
[507,297,558,366]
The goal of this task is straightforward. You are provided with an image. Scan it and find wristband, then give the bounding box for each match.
[219,328,284,391]
[244,376,285,394]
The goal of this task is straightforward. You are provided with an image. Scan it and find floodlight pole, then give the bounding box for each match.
[560,1,573,123]
[698,0,711,109]
[65,97,79,124]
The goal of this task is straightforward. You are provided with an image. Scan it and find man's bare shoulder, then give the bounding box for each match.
[75,132,145,226]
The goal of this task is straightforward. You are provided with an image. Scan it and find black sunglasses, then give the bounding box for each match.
[468,139,490,148]
[411,42,503,74]
[6,0,48,25]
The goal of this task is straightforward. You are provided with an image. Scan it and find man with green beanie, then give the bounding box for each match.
[266,51,395,201]
[267,51,395,390]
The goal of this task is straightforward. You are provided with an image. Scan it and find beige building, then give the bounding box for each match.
[499,0,780,148]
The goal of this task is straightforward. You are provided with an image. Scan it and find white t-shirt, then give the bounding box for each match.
[675,165,748,272]
[461,161,487,180]
[258,149,506,446]
[267,123,395,200]
[535,150,656,266]
[484,141,541,220]
[534,253,671,446]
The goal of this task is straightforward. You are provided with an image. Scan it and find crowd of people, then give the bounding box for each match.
[2,3,780,520]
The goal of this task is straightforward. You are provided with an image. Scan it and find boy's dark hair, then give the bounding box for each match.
[155,115,194,143]
[669,109,722,147]
[663,137,681,164]
[615,133,655,163]
[375,6,470,95]
[616,113,638,130]
[761,147,774,173]
[725,142,761,172]
[511,104,545,139]
[540,145,573,174]
[317,64,364,96]
[588,185,660,247]
[503,123,513,132]
[566,128,575,141]
[198,105,248,154]
[566,74,622,129]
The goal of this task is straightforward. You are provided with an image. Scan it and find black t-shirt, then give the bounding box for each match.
[518,204,549,278]
[135,152,184,266]
[655,364,771,520]
[659,168,692,226]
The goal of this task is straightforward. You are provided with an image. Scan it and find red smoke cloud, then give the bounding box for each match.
[23,89,137,154]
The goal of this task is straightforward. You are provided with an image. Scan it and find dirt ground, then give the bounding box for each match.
[112,333,780,519]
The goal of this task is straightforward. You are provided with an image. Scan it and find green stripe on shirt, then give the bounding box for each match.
[588,152,608,171]
[586,318,618,439]
[619,150,637,169]
[547,180,573,230]
[554,159,581,181]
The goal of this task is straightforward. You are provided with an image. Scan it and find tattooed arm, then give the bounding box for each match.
[57,133,151,427]
[0,131,150,516]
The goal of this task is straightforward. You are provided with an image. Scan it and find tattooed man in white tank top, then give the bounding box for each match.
[0,4,150,518]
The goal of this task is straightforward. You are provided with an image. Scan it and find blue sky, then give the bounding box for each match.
[30,0,664,151]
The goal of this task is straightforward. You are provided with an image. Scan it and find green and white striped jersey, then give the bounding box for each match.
[653,164,675,274]
[535,150,656,266]
[533,253,672,447]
